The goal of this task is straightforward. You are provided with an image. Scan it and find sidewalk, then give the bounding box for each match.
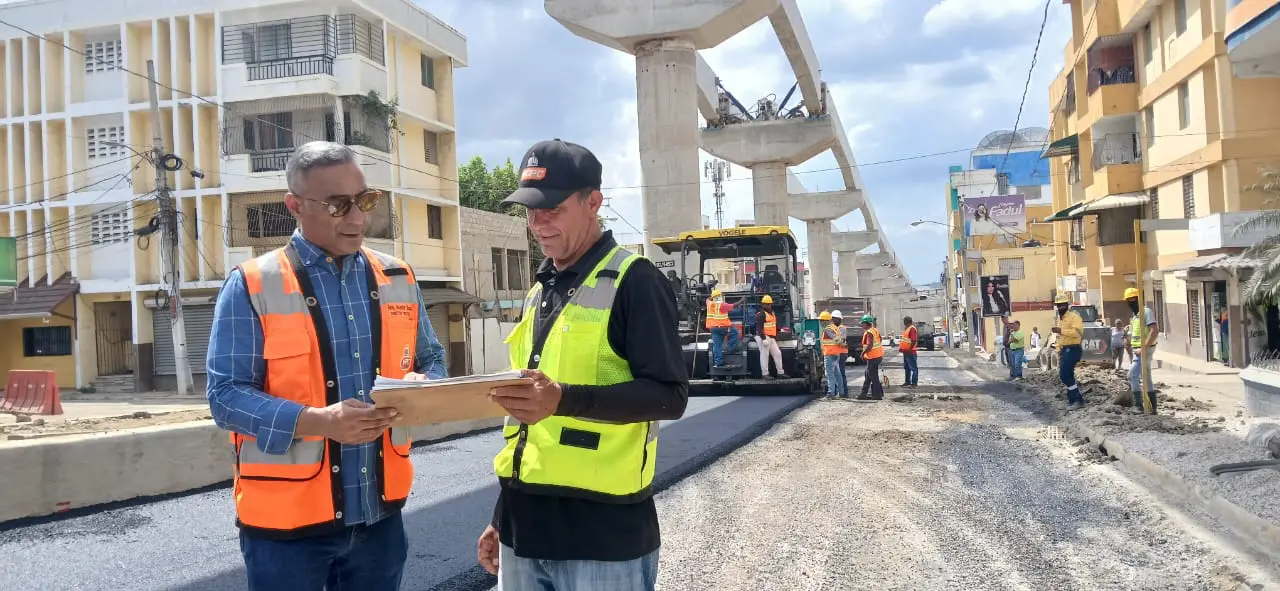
[948,348,1280,559]
[0,394,210,442]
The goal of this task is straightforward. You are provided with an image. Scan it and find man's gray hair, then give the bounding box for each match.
[286,141,358,195]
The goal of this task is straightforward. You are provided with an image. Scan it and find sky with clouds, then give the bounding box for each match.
[426,0,1072,286]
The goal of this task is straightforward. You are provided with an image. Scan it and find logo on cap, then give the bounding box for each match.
[521,154,547,182]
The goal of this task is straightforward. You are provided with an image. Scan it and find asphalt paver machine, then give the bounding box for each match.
[651,226,824,396]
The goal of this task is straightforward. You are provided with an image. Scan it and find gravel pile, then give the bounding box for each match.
[653,394,1280,590]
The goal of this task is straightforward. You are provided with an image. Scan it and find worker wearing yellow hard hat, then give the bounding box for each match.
[1125,286,1160,414]
[705,288,740,368]
[754,295,785,379]
[818,310,832,321]
[820,310,848,398]
[1052,291,1087,409]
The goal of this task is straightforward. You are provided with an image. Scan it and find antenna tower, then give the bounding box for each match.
[704,159,730,228]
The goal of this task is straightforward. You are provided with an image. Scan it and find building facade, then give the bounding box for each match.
[0,0,470,392]
[1043,0,1280,369]
[945,131,1058,354]
[460,206,529,323]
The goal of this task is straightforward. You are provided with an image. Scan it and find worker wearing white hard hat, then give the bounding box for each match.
[820,310,849,398]
[754,295,786,379]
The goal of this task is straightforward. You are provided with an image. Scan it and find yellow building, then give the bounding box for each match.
[0,0,470,392]
[1043,0,1280,369]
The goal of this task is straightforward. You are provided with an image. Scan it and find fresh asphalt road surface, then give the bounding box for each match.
[0,395,809,591]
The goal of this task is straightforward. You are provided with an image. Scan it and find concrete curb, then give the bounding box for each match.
[942,349,1280,560]
[0,417,503,525]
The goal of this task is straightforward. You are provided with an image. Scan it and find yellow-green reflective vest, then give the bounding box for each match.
[1130,308,1153,349]
[494,245,659,503]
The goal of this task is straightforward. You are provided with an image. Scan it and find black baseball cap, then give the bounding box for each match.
[501,139,603,209]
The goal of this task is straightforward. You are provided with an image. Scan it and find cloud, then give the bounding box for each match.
[433,0,1071,285]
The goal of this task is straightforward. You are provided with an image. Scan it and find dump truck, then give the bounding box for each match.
[813,297,870,364]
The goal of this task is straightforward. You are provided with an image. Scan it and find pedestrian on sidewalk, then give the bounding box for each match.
[820,310,849,399]
[1111,319,1127,370]
[857,314,885,401]
[1125,287,1160,414]
[1030,327,1042,350]
[479,139,690,591]
[1007,320,1026,380]
[206,142,448,591]
[899,316,919,387]
[1052,293,1087,410]
[754,295,786,379]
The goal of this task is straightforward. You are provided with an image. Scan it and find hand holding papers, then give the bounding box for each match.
[488,369,563,425]
[371,371,533,426]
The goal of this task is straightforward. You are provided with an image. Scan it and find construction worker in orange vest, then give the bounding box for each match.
[754,295,786,378]
[820,310,849,399]
[206,142,448,591]
[899,316,919,388]
[706,289,742,368]
[857,314,885,400]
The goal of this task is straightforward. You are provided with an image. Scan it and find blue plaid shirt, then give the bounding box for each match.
[207,231,448,527]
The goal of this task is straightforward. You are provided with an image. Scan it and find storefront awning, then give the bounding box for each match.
[0,273,79,320]
[1160,253,1230,272]
[420,286,484,307]
[1042,201,1087,222]
[1040,134,1079,158]
[1076,192,1149,215]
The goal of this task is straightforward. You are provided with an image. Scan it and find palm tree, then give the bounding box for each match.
[1237,168,1280,305]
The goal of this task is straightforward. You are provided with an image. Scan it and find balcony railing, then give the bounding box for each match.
[249,148,293,173]
[247,55,334,81]
[223,97,392,161]
[1092,132,1141,170]
[1086,34,1137,94]
[222,14,385,81]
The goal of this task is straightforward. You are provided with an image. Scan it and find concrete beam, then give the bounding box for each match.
[696,54,719,122]
[788,189,860,221]
[546,0,781,54]
[701,117,836,167]
[766,0,823,114]
[854,252,891,268]
[831,230,876,253]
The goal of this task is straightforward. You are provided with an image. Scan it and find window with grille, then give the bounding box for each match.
[427,205,443,239]
[1153,288,1166,331]
[424,131,439,165]
[23,327,72,357]
[1181,176,1195,217]
[1148,187,1160,219]
[86,126,124,160]
[1143,23,1154,63]
[506,249,525,290]
[1188,288,1201,338]
[420,54,435,89]
[998,258,1025,281]
[1178,83,1190,129]
[90,210,131,245]
[1175,0,1187,35]
[84,40,121,73]
[246,202,295,238]
[1070,218,1085,250]
[1143,107,1155,147]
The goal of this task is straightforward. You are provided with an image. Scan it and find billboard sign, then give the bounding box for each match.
[978,274,1011,318]
[0,237,15,288]
[962,194,1027,236]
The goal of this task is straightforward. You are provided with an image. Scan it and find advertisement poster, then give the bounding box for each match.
[978,274,1011,318]
[962,195,1027,237]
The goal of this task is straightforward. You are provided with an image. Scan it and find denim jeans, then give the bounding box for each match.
[824,354,846,396]
[497,545,659,591]
[1009,348,1025,378]
[860,357,884,398]
[239,510,407,591]
[1129,351,1156,411]
[1059,344,1084,404]
[902,353,918,385]
[709,326,739,366]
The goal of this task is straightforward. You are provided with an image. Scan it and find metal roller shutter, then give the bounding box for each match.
[153,305,216,376]
[427,304,451,368]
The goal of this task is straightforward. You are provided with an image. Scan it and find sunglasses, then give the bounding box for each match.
[304,189,382,218]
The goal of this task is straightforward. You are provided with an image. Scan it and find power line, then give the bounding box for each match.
[997,0,1054,173]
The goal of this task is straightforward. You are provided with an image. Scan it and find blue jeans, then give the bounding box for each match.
[239,510,407,591]
[902,352,918,385]
[709,326,739,366]
[1059,344,1084,404]
[824,354,847,396]
[497,545,659,591]
[1129,351,1156,411]
[1009,349,1025,378]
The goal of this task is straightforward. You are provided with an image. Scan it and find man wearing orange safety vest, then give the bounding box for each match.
[706,289,742,368]
[754,295,786,378]
[207,142,448,590]
[819,310,848,399]
[899,316,919,388]
[857,314,885,400]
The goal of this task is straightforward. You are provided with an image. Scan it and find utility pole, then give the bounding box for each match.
[961,236,976,357]
[704,159,729,229]
[148,60,193,395]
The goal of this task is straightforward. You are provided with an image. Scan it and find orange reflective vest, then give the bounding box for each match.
[899,326,918,353]
[706,300,731,328]
[762,311,778,337]
[234,245,419,538]
[863,327,884,359]
[821,323,847,355]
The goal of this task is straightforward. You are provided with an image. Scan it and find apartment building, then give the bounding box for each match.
[1043,0,1280,369]
[944,130,1057,353]
[0,0,470,392]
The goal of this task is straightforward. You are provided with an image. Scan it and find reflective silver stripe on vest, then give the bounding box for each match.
[245,251,309,317]
[240,438,325,465]
[389,427,411,447]
[364,248,420,305]
[571,247,633,311]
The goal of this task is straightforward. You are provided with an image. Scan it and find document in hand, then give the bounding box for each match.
[370,371,533,426]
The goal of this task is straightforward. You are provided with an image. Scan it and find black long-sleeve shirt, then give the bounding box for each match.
[492,231,689,561]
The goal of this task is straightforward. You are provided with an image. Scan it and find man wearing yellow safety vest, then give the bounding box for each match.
[857,314,885,400]
[479,139,689,590]
[705,289,743,368]
[754,295,786,378]
[819,310,848,398]
[1052,294,1087,410]
[1125,287,1160,414]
